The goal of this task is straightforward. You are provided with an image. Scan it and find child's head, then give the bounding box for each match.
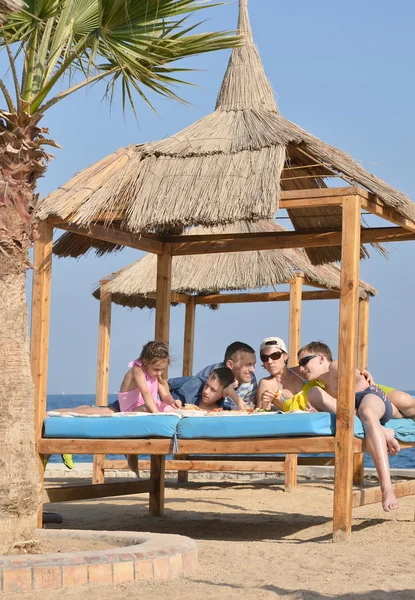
[297,341,332,381]
[201,367,235,406]
[140,341,170,378]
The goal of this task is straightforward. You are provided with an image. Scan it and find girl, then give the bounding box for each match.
[54,341,182,416]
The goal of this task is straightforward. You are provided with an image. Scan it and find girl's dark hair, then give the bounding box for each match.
[140,341,170,364]
[210,367,235,388]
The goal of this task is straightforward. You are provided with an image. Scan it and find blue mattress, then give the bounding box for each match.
[176,412,360,439]
[354,417,415,443]
[43,414,180,438]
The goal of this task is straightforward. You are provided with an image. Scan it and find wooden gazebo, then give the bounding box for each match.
[32,0,415,540]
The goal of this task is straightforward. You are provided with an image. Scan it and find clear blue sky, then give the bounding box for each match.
[16,0,415,392]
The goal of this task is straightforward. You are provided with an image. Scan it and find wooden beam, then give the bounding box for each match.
[155,244,172,380]
[31,221,53,527]
[288,276,303,366]
[361,197,415,233]
[93,280,112,485]
[52,221,164,255]
[280,197,343,210]
[284,454,298,492]
[333,196,362,542]
[38,438,173,454]
[352,479,415,508]
[43,479,153,503]
[357,297,370,371]
[183,297,196,376]
[170,227,415,256]
[194,290,340,305]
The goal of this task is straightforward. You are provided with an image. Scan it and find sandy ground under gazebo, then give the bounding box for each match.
[7,474,415,600]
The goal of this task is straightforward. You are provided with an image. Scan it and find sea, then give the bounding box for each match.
[46,393,415,469]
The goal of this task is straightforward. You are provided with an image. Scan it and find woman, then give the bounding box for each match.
[256,337,305,410]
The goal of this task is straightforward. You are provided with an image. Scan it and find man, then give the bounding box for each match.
[169,341,257,410]
[297,341,400,512]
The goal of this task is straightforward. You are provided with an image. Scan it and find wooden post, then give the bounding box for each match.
[284,454,298,492]
[155,244,172,378]
[333,196,361,542]
[182,296,196,376]
[288,275,303,366]
[92,280,112,484]
[149,455,166,516]
[357,297,370,371]
[354,297,370,486]
[31,221,53,527]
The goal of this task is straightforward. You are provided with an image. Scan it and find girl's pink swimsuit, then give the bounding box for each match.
[117,358,174,413]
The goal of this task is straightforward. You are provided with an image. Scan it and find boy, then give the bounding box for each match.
[169,341,257,410]
[297,341,400,512]
[195,367,236,411]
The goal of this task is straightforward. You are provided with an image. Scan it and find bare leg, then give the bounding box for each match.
[53,406,115,415]
[387,390,415,419]
[358,395,399,512]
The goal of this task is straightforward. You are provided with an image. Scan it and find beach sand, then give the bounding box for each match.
[5,476,415,600]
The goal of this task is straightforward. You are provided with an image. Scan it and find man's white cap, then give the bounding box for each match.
[259,337,288,353]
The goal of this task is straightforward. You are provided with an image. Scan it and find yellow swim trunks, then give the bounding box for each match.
[282,380,325,412]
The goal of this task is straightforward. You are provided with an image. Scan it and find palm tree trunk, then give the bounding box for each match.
[0,271,40,553]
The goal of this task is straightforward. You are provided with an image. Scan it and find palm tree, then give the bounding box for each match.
[0,0,238,552]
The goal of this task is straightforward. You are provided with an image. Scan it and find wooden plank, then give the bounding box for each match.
[183,298,196,376]
[361,197,415,233]
[170,227,415,256]
[284,454,298,492]
[93,280,112,485]
[353,453,365,487]
[177,437,343,454]
[103,456,338,470]
[333,196,362,542]
[194,290,340,305]
[149,455,165,517]
[176,454,189,484]
[280,186,369,201]
[357,297,370,372]
[31,221,53,527]
[280,197,344,209]
[288,276,303,366]
[39,438,172,454]
[53,221,164,254]
[352,479,415,508]
[43,479,153,503]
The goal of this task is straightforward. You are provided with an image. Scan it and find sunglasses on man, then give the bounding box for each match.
[260,351,284,363]
[298,354,318,368]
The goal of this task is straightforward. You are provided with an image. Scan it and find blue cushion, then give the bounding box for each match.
[176,412,364,439]
[354,417,415,442]
[43,414,180,439]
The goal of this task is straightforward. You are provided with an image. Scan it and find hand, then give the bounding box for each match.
[361,369,374,385]
[305,402,317,412]
[171,399,182,409]
[222,379,238,399]
[261,389,280,410]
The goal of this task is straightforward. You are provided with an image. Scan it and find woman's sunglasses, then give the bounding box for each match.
[261,351,284,363]
[298,354,318,368]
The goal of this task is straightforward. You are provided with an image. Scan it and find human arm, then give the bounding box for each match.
[256,378,283,410]
[222,379,246,410]
[132,365,159,413]
[360,369,374,386]
[158,378,182,408]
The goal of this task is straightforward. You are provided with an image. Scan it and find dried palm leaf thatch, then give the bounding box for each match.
[37,0,414,267]
[89,220,376,310]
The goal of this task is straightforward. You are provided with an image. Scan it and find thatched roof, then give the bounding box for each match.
[37,0,415,265]
[88,221,376,309]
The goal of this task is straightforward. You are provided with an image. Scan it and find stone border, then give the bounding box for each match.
[0,529,197,593]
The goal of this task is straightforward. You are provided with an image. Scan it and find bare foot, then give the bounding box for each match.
[383,427,400,456]
[382,488,399,512]
[126,454,140,478]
